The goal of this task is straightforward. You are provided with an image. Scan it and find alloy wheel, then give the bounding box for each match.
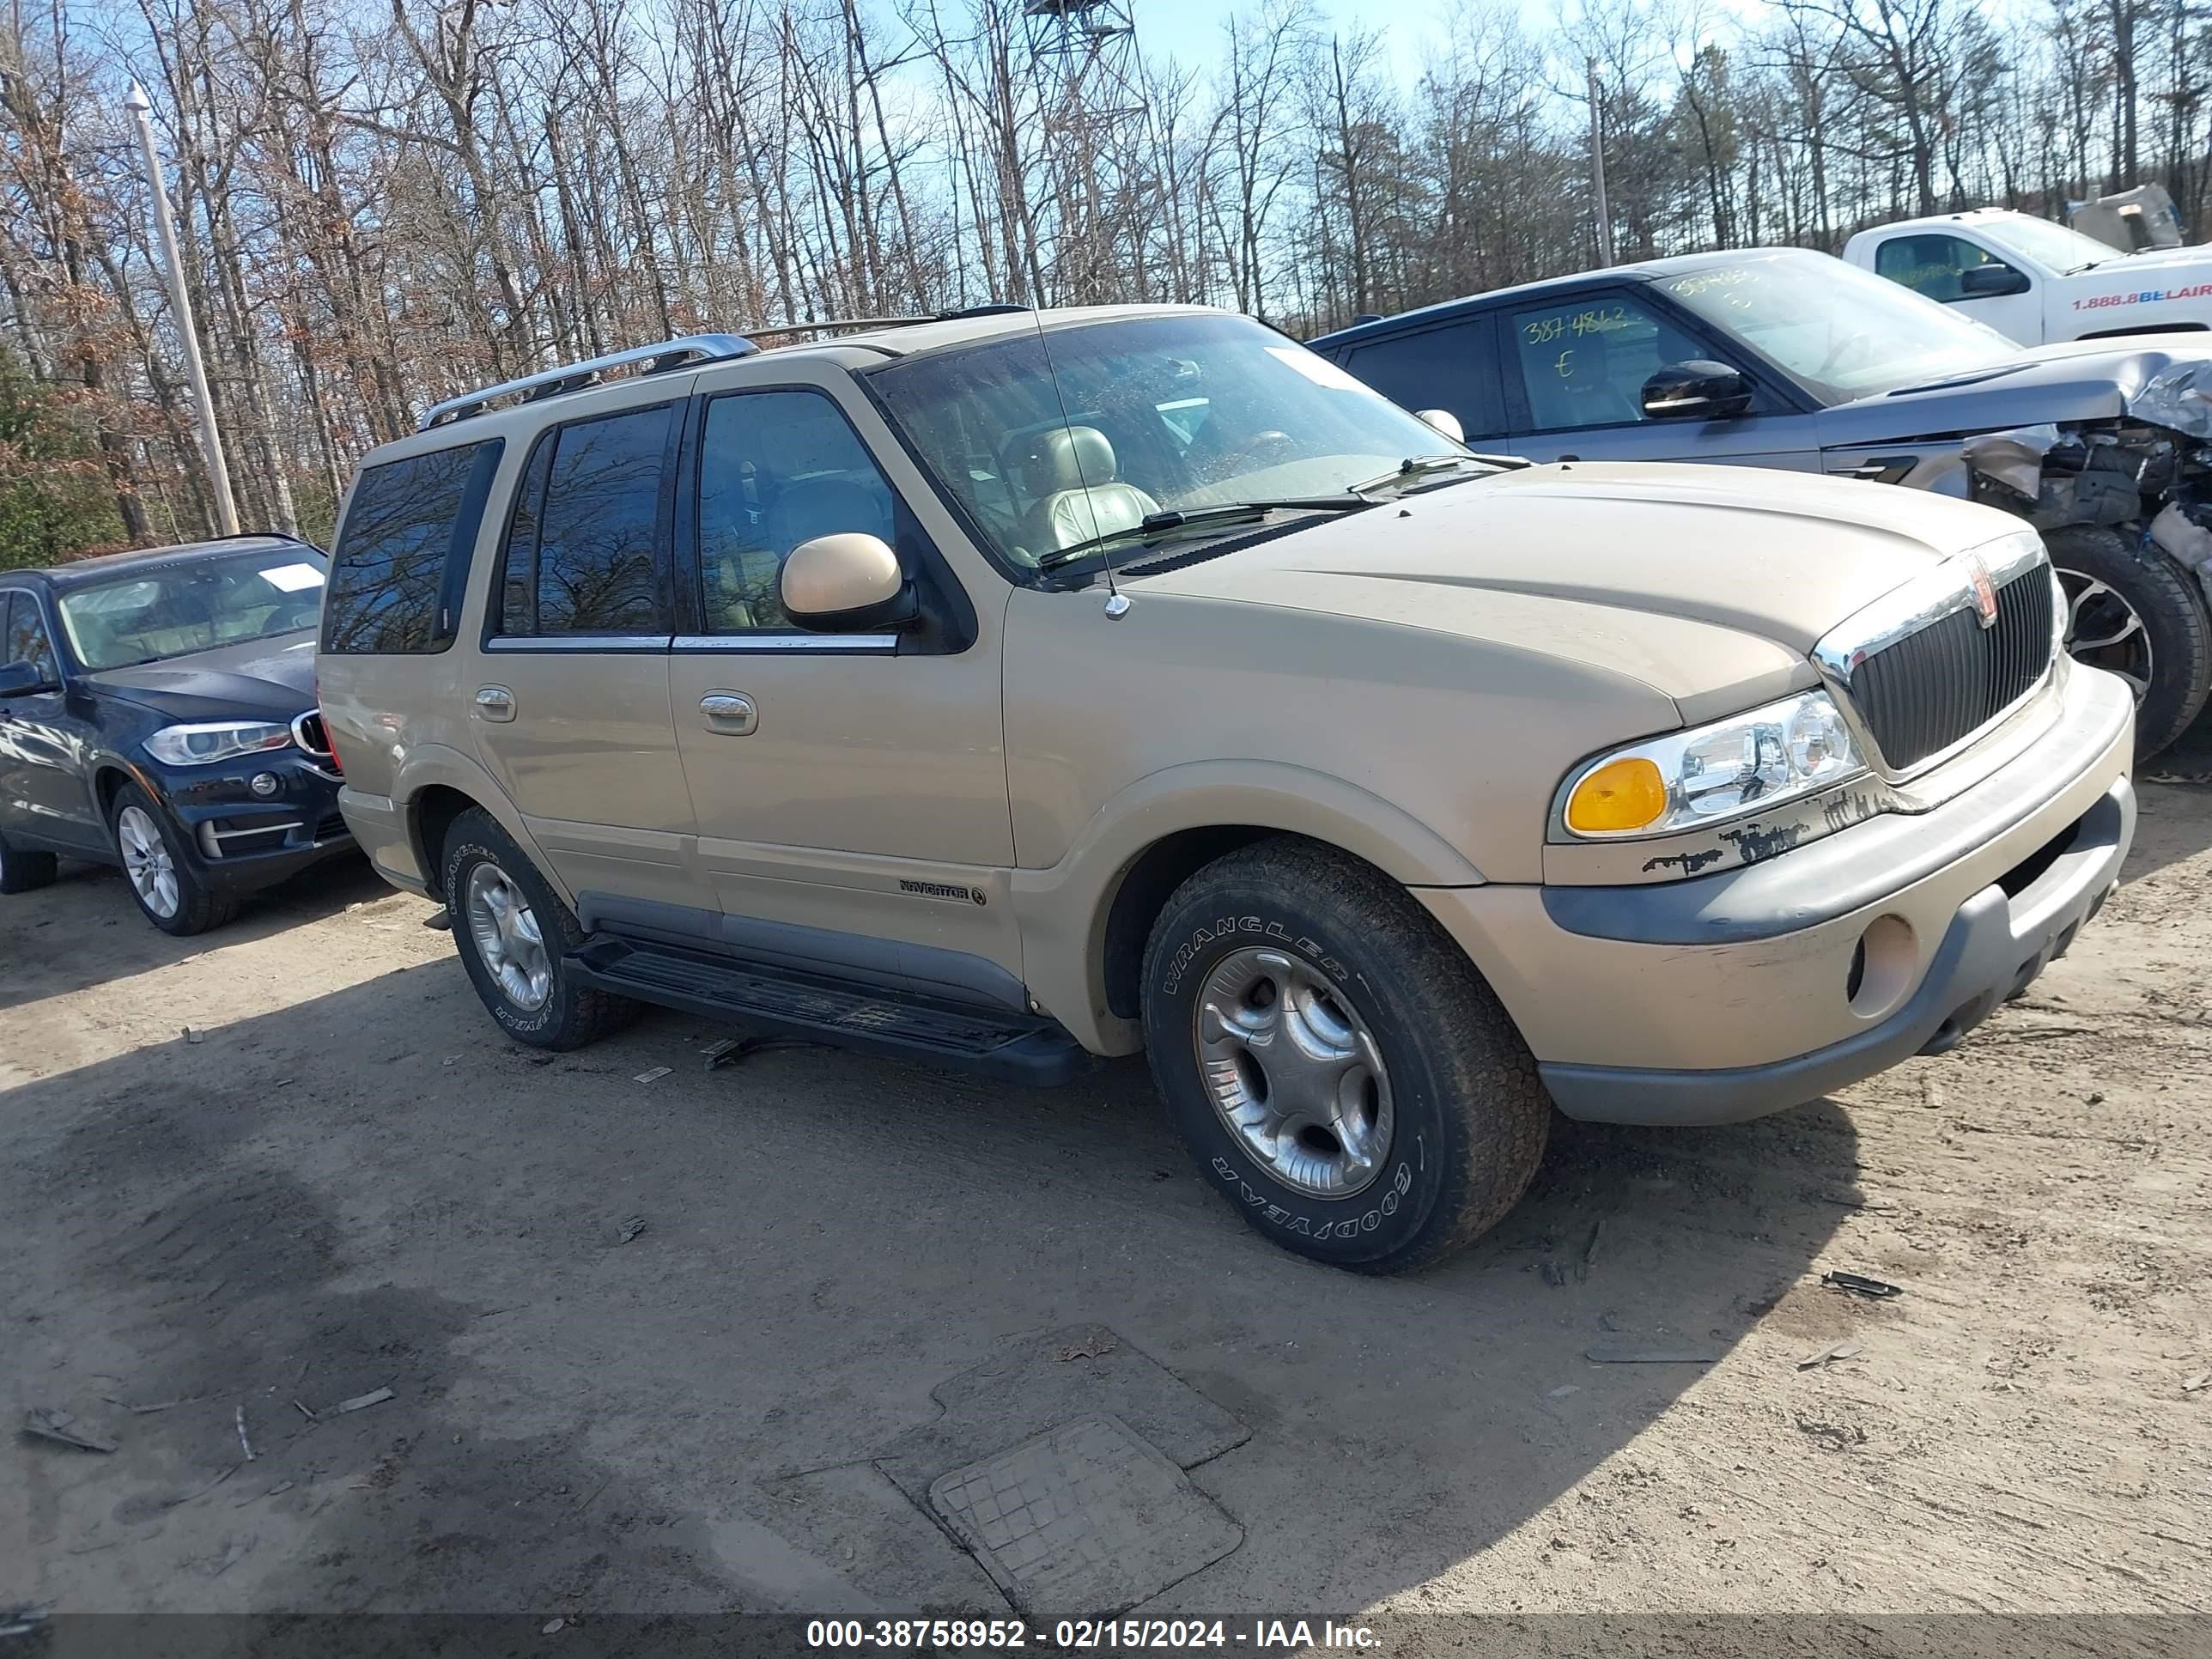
[2057,567,2154,706]
[117,805,180,920]
[1192,946,1395,1198]
[465,861,553,1011]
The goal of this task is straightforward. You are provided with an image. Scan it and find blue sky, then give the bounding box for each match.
[1127,0,1773,86]
[1133,0,1440,82]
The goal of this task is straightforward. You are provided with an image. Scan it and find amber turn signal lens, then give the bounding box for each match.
[1565,757,1668,834]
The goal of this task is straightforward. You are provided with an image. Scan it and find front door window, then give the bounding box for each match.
[1505,294,1708,433]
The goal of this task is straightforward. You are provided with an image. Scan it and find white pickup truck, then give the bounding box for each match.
[1843,208,2210,345]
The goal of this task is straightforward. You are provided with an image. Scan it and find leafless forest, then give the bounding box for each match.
[2,0,2208,558]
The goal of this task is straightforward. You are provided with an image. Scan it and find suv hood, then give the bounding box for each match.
[1826,336,2212,441]
[82,632,319,723]
[1133,460,2009,656]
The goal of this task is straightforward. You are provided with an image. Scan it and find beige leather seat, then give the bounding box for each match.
[1019,427,1158,557]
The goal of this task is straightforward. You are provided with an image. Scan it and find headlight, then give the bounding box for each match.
[143,721,295,767]
[1559,691,1865,838]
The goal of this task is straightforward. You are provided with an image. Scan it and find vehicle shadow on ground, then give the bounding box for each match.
[4,948,1860,1618]
[2113,777,2212,885]
[0,852,389,1012]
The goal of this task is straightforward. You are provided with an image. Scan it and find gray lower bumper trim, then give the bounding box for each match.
[1540,778,2133,1127]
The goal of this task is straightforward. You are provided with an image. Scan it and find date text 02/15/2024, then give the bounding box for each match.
[805,1620,1382,1650]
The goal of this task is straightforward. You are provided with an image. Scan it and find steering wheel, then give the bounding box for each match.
[1217,429,1298,474]
[270,600,321,632]
[1816,328,1876,380]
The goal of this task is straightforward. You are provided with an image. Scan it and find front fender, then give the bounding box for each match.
[1011,759,1486,1054]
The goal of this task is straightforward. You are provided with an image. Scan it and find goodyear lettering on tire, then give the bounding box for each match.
[1212,1156,1412,1237]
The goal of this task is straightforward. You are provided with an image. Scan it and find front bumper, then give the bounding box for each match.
[1538,779,2130,1123]
[155,752,353,895]
[1418,664,2136,1127]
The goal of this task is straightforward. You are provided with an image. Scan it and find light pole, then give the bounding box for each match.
[1587,57,1616,267]
[125,79,238,537]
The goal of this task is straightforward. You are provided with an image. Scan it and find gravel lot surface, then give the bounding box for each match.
[4,774,2209,1636]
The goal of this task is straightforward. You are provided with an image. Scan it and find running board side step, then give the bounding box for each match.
[567,936,1096,1087]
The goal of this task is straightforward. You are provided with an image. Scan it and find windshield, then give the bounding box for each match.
[865,313,1466,569]
[59,550,328,672]
[1975,214,2122,272]
[1659,254,2020,402]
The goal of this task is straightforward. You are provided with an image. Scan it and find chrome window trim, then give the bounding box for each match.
[670,634,897,654]
[1811,532,2057,784]
[483,635,672,653]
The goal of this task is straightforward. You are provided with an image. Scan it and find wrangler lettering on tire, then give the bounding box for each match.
[1143,835,1549,1273]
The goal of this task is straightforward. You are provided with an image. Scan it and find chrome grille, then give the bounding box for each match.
[291,709,343,777]
[1841,565,2056,772]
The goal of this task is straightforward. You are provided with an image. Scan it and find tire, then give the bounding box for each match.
[2046,524,2212,759]
[1139,836,1550,1273]
[439,807,637,1050]
[107,783,239,935]
[0,830,58,896]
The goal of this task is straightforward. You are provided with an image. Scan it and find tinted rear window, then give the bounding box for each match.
[496,404,672,636]
[1340,318,1507,439]
[324,440,503,654]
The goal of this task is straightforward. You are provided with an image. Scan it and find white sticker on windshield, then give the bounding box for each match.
[260,562,325,592]
[1265,345,1365,391]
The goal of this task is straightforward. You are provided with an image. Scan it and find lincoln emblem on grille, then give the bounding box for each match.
[1966,553,1999,629]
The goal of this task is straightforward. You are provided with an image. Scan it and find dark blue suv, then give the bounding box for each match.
[1310,247,2212,757]
[0,535,352,933]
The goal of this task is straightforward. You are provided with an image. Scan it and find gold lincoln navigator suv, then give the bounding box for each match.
[318,306,2135,1273]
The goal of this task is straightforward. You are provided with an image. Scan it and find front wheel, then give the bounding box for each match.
[108,783,238,935]
[2046,524,2212,758]
[1140,836,1550,1273]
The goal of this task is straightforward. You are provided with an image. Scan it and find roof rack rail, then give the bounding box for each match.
[418,333,757,431]
[742,316,937,339]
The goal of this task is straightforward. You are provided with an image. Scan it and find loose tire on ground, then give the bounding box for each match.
[107,782,238,936]
[1139,835,1550,1273]
[0,830,58,896]
[2046,523,2212,759]
[439,807,638,1050]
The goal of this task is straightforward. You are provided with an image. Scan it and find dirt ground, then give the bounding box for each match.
[3,770,2209,1639]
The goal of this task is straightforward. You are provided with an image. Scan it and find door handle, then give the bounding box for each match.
[474,685,516,722]
[699,692,757,736]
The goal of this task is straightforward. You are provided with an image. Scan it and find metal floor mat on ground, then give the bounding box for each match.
[928,1413,1243,1618]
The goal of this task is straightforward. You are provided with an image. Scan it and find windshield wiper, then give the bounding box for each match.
[1034,496,1371,571]
[1348,453,1501,496]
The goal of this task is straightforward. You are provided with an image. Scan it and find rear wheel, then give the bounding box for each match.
[1140,836,1550,1273]
[0,830,58,896]
[440,808,637,1050]
[108,784,238,935]
[2046,524,2212,758]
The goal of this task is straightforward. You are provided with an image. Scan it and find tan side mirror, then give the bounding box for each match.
[1415,408,1465,444]
[780,533,918,634]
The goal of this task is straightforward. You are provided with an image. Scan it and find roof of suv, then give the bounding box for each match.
[809,302,1220,361]
[371,303,1231,466]
[1309,246,1826,351]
